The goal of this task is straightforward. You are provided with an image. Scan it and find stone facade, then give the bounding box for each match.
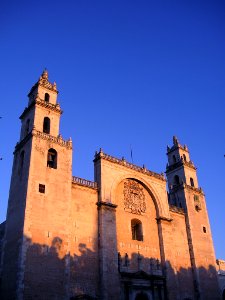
[0,71,221,300]
[217,260,225,299]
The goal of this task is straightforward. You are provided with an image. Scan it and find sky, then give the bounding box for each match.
[0,1,225,258]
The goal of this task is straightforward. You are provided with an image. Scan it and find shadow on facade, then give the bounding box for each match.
[0,234,221,300]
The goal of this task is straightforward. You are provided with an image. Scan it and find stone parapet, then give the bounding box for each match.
[20,97,62,120]
[169,182,204,195]
[33,129,72,149]
[72,176,98,189]
[166,159,196,173]
[14,129,72,153]
[94,149,165,181]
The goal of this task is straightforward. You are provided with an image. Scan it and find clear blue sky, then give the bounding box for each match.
[1,1,225,258]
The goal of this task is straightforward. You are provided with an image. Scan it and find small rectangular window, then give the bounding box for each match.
[39,184,45,193]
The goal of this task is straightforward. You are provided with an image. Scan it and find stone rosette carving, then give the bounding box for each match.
[123,179,146,214]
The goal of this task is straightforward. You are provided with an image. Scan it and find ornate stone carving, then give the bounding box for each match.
[123,179,146,214]
[38,69,58,92]
[93,151,165,181]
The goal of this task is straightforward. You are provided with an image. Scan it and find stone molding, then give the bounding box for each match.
[15,129,72,153]
[166,136,189,154]
[185,184,204,195]
[72,176,98,189]
[28,70,58,96]
[169,205,185,214]
[94,149,165,181]
[96,201,117,209]
[20,97,62,120]
[118,253,163,277]
[156,216,173,223]
[166,158,196,173]
[169,182,204,195]
[33,129,72,149]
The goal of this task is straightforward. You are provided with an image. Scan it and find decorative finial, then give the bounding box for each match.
[41,68,48,80]
[173,136,179,145]
[53,81,57,90]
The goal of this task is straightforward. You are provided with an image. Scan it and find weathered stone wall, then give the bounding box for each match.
[184,188,220,299]
[161,209,195,300]
[21,133,72,300]
[70,183,99,299]
[0,138,32,300]
[217,259,225,298]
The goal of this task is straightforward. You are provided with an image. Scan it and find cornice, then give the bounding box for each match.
[96,201,118,209]
[167,144,188,154]
[169,205,185,215]
[20,97,62,120]
[33,129,72,149]
[28,76,58,97]
[120,270,165,280]
[14,129,72,153]
[166,158,196,173]
[156,216,173,223]
[94,150,166,182]
[185,184,204,195]
[169,182,204,195]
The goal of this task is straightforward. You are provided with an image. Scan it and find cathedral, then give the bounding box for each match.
[0,70,221,300]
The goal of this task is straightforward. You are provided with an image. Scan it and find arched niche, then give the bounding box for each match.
[112,176,164,269]
[109,173,168,219]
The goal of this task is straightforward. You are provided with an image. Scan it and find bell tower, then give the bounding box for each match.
[1,70,72,299]
[166,136,219,300]
[166,136,198,209]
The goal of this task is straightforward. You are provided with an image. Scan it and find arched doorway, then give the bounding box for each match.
[135,291,149,300]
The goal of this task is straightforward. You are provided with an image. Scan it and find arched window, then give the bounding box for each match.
[43,117,50,134]
[183,154,187,161]
[174,175,180,185]
[131,219,143,241]
[190,177,194,187]
[44,93,50,102]
[47,148,57,169]
[25,119,30,135]
[173,155,176,163]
